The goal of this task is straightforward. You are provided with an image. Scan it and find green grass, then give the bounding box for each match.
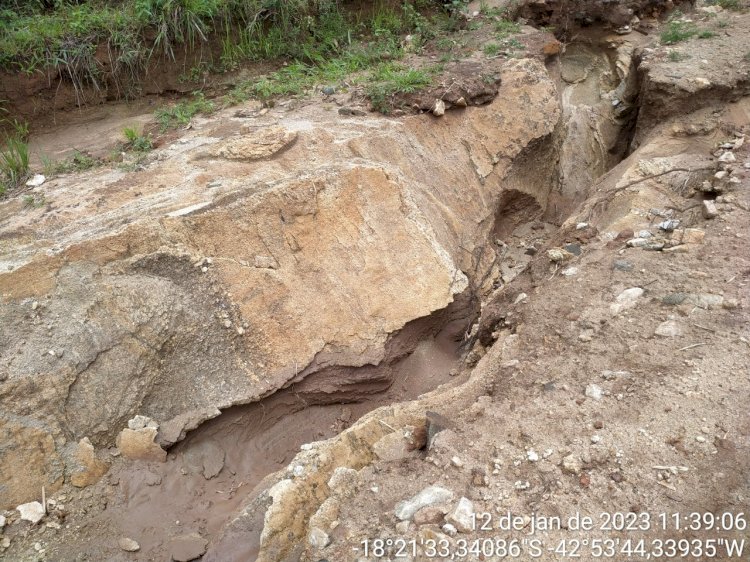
[365,62,433,114]
[660,21,698,44]
[155,92,214,130]
[484,43,501,56]
[0,136,29,195]
[0,114,30,195]
[667,50,690,62]
[50,150,100,174]
[495,19,521,36]
[698,30,718,38]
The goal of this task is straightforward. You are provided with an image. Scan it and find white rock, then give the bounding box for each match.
[445,497,474,532]
[527,450,539,462]
[25,174,46,187]
[433,99,446,117]
[0,514,5,529]
[655,320,682,337]
[118,538,140,552]
[610,287,644,315]
[451,456,464,468]
[395,485,454,521]
[591,435,602,444]
[562,267,578,277]
[702,200,719,219]
[718,151,736,163]
[127,415,158,430]
[308,527,330,548]
[17,501,45,524]
[585,384,603,401]
[513,292,528,304]
[442,523,458,536]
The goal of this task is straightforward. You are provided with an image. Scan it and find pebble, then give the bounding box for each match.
[451,456,464,468]
[118,538,141,552]
[308,527,330,548]
[442,523,458,536]
[591,435,602,444]
[0,515,5,529]
[527,450,539,462]
[696,436,706,443]
[547,248,574,262]
[718,151,736,163]
[585,384,603,401]
[25,174,46,187]
[655,320,682,337]
[0,537,9,549]
[613,259,633,271]
[432,99,446,117]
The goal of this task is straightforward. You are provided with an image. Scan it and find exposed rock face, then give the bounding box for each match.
[68,437,110,488]
[0,59,560,509]
[214,126,298,161]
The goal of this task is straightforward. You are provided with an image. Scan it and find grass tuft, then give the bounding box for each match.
[155,92,214,130]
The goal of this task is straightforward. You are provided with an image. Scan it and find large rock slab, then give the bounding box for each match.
[0,58,559,509]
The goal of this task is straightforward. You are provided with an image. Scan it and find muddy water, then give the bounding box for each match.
[93,317,466,560]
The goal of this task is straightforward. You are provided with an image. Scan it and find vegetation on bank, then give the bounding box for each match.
[0,1,523,194]
[0,1,466,81]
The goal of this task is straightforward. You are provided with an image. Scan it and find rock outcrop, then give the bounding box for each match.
[0,58,562,509]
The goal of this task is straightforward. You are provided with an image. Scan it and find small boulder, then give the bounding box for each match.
[432,99,446,117]
[395,485,454,521]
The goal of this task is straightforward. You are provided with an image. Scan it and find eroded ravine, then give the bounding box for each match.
[0,30,653,562]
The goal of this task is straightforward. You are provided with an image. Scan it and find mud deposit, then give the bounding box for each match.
[70,317,467,560]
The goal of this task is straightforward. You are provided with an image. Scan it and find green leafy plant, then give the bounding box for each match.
[698,30,717,38]
[123,126,153,151]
